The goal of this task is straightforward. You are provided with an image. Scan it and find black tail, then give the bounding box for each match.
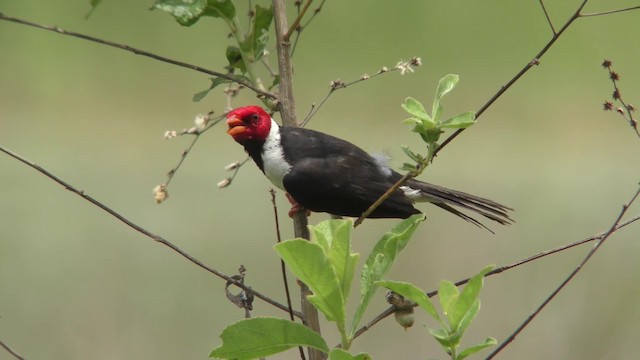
[404,179,514,232]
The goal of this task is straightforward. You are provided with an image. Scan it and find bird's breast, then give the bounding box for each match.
[260,124,291,190]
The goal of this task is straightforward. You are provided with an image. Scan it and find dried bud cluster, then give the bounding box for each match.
[329,79,345,90]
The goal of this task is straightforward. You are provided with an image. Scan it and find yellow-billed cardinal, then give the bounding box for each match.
[226,105,513,229]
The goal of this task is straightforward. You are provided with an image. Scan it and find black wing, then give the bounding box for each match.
[279,127,419,218]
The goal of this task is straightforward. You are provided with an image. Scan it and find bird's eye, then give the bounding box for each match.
[250,114,259,123]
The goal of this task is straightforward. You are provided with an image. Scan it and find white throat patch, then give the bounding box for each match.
[261,119,291,190]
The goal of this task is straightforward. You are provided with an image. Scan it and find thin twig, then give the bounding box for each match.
[347,212,640,344]
[435,0,590,156]
[353,171,416,228]
[580,5,640,17]
[285,0,313,42]
[270,189,306,360]
[351,1,594,225]
[0,339,25,360]
[291,0,326,57]
[0,12,277,100]
[538,0,556,34]
[486,185,640,359]
[601,60,640,139]
[0,144,301,319]
[301,66,405,127]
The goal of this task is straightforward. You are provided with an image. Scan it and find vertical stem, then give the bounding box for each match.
[272,1,324,359]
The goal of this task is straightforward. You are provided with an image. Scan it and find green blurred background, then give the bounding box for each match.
[1,0,639,359]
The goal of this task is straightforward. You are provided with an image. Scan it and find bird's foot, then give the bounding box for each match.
[286,193,310,218]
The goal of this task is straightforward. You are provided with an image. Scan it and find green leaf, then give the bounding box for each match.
[432,74,459,122]
[402,117,432,133]
[438,280,459,327]
[428,327,462,349]
[153,0,235,26]
[193,77,232,102]
[376,280,442,325]
[402,97,436,130]
[351,215,425,335]
[400,145,424,163]
[456,298,480,335]
[241,5,274,60]
[402,97,430,120]
[329,348,372,360]
[226,46,247,73]
[449,265,493,332]
[401,162,418,172]
[153,0,208,26]
[457,337,497,360]
[203,0,236,20]
[311,219,360,299]
[440,111,476,129]
[210,317,329,359]
[275,239,346,334]
[434,74,460,103]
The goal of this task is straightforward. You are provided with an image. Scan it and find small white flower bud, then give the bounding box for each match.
[194,114,209,129]
[217,178,231,188]
[164,130,177,140]
[153,185,168,204]
[225,162,240,171]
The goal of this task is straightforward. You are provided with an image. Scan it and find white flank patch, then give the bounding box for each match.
[261,119,292,190]
[400,186,426,201]
[370,152,392,177]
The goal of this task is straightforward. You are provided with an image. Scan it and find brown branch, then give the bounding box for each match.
[347,212,640,344]
[270,189,306,360]
[435,0,590,156]
[285,0,313,42]
[601,60,640,139]
[0,339,25,360]
[487,185,640,359]
[272,1,324,358]
[351,0,602,224]
[538,0,556,34]
[580,5,640,17]
[0,12,277,100]
[0,144,301,319]
[302,61,416,127]
[291,0,327,56]
[353,170,418,228]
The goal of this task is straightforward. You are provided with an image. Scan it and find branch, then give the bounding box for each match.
[347,211,640,344]
[0,144,301,319]
[436,1,640,155]
[538,0,556,34]
[487,184,640,359]
[272,1,324,358]
[580,5,640,17]
[601,60,640,139]
[302,58,420,127]
[285,0,313,42]
[291,0,326,56]
[435,0,590,156]
[351,0,640,225]
[0,12,277,100]
[0,339,25,360]
[270,189,306,360]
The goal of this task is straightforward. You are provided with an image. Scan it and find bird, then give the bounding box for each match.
[226,105,513,230]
